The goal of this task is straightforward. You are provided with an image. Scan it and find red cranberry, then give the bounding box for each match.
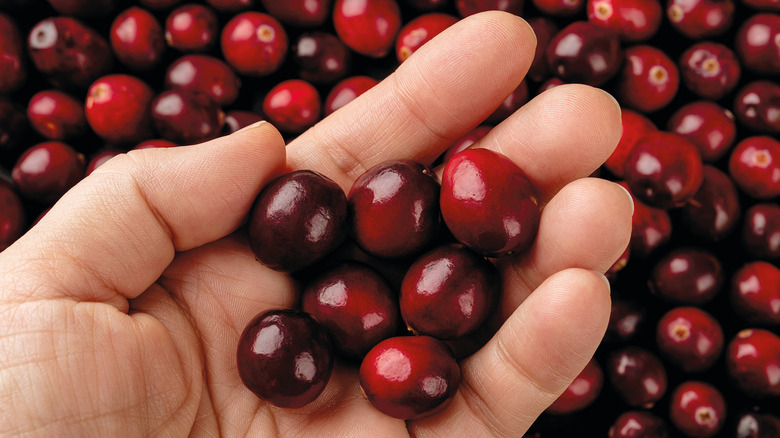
[735,412,780,438]
[534,0,585,16]
[11,141,85,204]
[205,0,253,12]
[441,148,541,257]
[395,13,457,62]
[456,0,525,16]
[86,148,122,175]
[292,32,351,84]
[618,45,680,113]
[0,97,28,155]
[237,309,333,408]
[623,181,673,258]
[735,13,780,74]
[324,76,379,116]
[649,247,723,305]
[262,79,321,134]
[586,0,663,41]
[527,17,558,82]
[667,101,736,162]
[667,0,735,38]
[537,77,566,93]
[165,4,218,52]
[407,0,448,10]
[608,410,669,438]
[441,125,492,163]
[359,335,460,420]
[0,181,25,251]
[742,203,780,260]
[669,381,727,438]
[680,165,741,241]
[606,245,630,280]
[110,7,165,71]
[485,80,529,124]
[260,0,331,27]
[221,12,288,77]
[606,298,645,342]
[607,346,668,408]
[547,357,604,415]
[165,55,241,107]
[605,109,657,177]
[27,90,86,141]
[85,74,154,145]
[223,110,263,133]
[0,13,25,94]
[545,21,623,86]
[46,0,115,17]
[151,89,224,145]
[134,139,177,149]
[728,136,780,199]
[730,261,780,326]
[733,81,780,134]
[727,329,780,397]
[656,306,724,372]
[333,0,402,58]
[679,41,741,100]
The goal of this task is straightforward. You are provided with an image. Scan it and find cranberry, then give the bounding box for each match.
[165,55,241,107]
[735,412,780,438]
[260,0,331,27]
[221,12,288,77]
[11,141,85,204]
[545,21,623,86]
[407,0,448,10]
[624,183,673,258]
[151,89,224,145]
[441,148,541,257]
[236,309,333,408]
[586,0,663,41]
[536,77,566,93]
[607,346,668,408]
[547,357,604,415]
[0,13,25,94]
[534,0,585,16]
[46,0,116,17]
[728,136,780,199]
[667,101,737,162]
[667,0,735,38]
[649,247,723,305]
[456,0,525,16]
[485,80,529,124]
[164,4,218,52]
[0,181,25,251]
[110,7,165,71]
[730,261,780,326]
[85,74,154,145]
[395,13,457,62]
[617,45,680,113]
[359,335,460,420]
[742,203,780,260]
[441,125,492,163]
[680,165,741,241]
[606,298,645,342]
[262,79,321,134]
[134,139,177,149]
[324,76,379,116]
[608,410,669,438]
[292,32,351,84]
[735,13,780,74]
[301,261,399,360]
[86,148,122,175]
[205,0,253,12]
[733,81,780,134]
[669,381,727,438]
[604,109,657,178]
[727,329,780,397]
[527,17,558,82]
[223,110,263,134]
[656,306,724,372]
[27,90,86,141]
[606,244,631,280]
[333,0,402,58]
[679,41,741,100]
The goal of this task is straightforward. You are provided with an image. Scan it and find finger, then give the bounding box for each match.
[286,11,537,190]
[0,122,286,306]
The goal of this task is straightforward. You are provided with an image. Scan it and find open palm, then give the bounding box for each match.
[0,12,633,437]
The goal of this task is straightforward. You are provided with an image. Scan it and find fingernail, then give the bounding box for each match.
[616,183,635,216]
[235,120,267,134]
[591,270,611,294]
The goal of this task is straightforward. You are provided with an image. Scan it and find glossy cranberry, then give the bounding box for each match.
[533,0,584,15]
[135,139,177,150]
[110,7,165,71]
[407,0,448,10]
[46,0,115,16]
[667,0,735,38]
[441,148,540,257]
[301,261,399,359]
[545,21,622,86]
[537,77,566,93]
[291,33,350,85]
[605,245,630,280]
[333,0,402,58]
[324,76,379,116]
[262,79,321,134]
[441,125,492,163]
[742,203,780,260]
[547,358,604,415]
[11,141,85,204]
[669,381,726,438]
[0,181,25,251]
[85,74,154,145]
[164,4,218,52]
[395,13,457,62]
[681,165,741,241]
[679,41,741,100]
[0,13,25,94]
[730,261,780,326]
[618,45,680,113]
[735,412,780,438]
[139,0,182,10]
[727,329,780,397]
[649,247,723,305]
[667,101,736,162]
[0,97,27,156]
[587,0,663,41]
[456,0,524,16]
[27,90,86,141]
[526,17,558,82]
[729,136,780,199]
[223,110,263,133]
[27,17,113,90]
[606,298,645,342]
[85,148,122,175]
[607,346,668,408]
[656,307,723,372]
[609,410,669,438]
[237,309,333,408]
[359,335,460,420]
[260,0,331,27]
[735,13,780,74]
[622,182,673,258]
[221,12,287,77]
[151,89,224,145]
[605,110,657,177]
[205,0,253,11]
[733,81,780,134]
[165,55,241,107]
[485,80,528,125]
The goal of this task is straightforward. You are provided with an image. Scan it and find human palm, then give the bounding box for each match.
[0,12,632,437]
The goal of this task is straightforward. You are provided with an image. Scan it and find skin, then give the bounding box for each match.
[0,12,632,437]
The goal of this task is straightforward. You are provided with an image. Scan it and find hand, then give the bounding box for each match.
[0,12,632,437]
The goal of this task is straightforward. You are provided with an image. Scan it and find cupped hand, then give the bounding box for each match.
[0,11,632,437]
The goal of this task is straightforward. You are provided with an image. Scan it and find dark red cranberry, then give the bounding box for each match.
[205,0,253,12]
[649,247,723,305]
[547,357,604,415]
[727,329,780,397]
[223,110,263,133]
[165,55,241,107]
[606,298,645,342]
[110,7,165,71]
[333,0,402,58]
[0,13,25,94]
[359,335,460,420]
[485,80,528,124]
[395,13,458,62]
[669,381,727,438]
[680,165,741,241]
[730,261,780,325]
[441,125,492,163]
[606,245,631,281]
[618,45,679,113]
[656,306,723,372]
[86,148,122,175]
[679,41,741,100]
[586,0,663,41]
[527,17,558,82]
[545,21,623,86]
[534,0,584,15]
[46,0,115,17]
[667,101,737,162]
[728,136,780,199]
[735,13,780,74]
[237,309,333,408]
[0,181,25,251]
[667,0,735,38]
[0,97,28,156]
[221,12,287,77]
[151,89,224,145]
[621,181,673,258]
[134,139,177,149]
[139,0,183,9]
[609,410,669,438]
[324,76,378,116]
[735,412,780,438]
[456,0,524,16]
[742,203,780,260]
[260,0,331,27]
[301,261,399,360]
[441,148,540,257]
[11,141,85,204]
[733,81,780,134]
[407,0,448,10]
[607,346,668,408]
[85,74,154,145]
[164,4,218,52]
[537,77,566,93]
[27,90,86,141]
[605,109,657,177]
[292,32,351,84]
[262,79,321,134]
[248,170,348,272]
[27,17,113,90]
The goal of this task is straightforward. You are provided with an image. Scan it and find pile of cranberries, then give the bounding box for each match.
[0,0,778,435]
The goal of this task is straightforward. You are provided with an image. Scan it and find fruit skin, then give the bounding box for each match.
[0,97,28,158]
[262,79,322,134]
[617,45,679,113]
[359,335,460,420]
[625,184,673,258]
[248,170,348,273]
[586,0,663,41]
[395,13,458,62]
[726,328,780,397]
[164,55,241,107]
[324,76,378,116]
[533,0,584,16]
[605,298,645,342]
[680,165,741,242]
[110,6,165,71]
[0,13,26,94]
[735,13,780,74]
[220,12,288,77]
[456,0,524,16]
[27,90,86,141]
[649,247,723,305]
[0,181,25,251]
[484,81,528,125]
[667,101,736,162]
[526,17,558,82]
[11,141,85,205]
[733,81,780,134]
[730,261,780,326]
[742,203,780,260]
[441,148,540,257]
[728,136,780,199]
[666,0,735,39]
[205,0,253,12]
[46,0,116,17]
[605,109,657,177]
[85,74,155,145]
[546,357,604,415]
[333,0,402,58]
[260,0,331,27]
[735,411,780,438]
[607,346,668,408]
[668,381,727,438]
[679,41,741,100]
[545,21,623,86]
[223,110,263,134]
[655,306,723,372]
[441,125,492,163]
[236,309,334,409]
[608,410,669,438]
[164,4,219,53]
[292,32,351,84]
[150,89,225,145]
